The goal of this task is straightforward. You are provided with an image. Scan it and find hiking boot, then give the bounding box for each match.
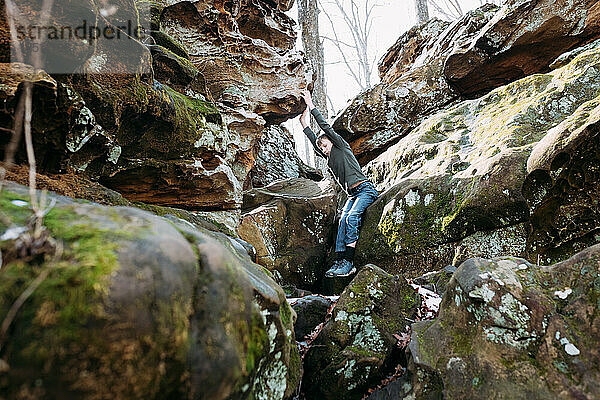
[333,259,356,277]
[325,260,341,277]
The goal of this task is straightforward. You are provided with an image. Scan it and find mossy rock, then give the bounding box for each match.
[403,246,600,399]
[150,30,190,59]
[66,73,222,162]
[358,40,600,276]
[0,182,300,399]
[149,44,199,90]
[303,265,419,400]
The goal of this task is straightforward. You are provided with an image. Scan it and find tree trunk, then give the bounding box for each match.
[415,0,429,24]
[298,0,327,171]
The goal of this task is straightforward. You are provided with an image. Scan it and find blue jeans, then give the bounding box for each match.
[335,181,379,252]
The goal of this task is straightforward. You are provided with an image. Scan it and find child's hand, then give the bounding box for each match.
[300,105,310,128]
[301,89,315,110]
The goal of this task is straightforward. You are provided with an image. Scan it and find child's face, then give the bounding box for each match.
[318,137,333,156]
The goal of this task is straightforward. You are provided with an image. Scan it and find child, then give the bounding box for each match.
[299,89,379,277]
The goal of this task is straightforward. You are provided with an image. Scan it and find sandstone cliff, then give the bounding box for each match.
[0,0,314,219]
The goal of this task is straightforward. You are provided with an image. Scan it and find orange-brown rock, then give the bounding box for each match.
[0,0,311,213]
[239,178,337,291]
[332,5,498,165]
[161,0,310,124]
[444,0,600,98]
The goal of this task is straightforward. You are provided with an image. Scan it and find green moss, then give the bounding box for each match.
[130,78,152,111]
[402,289,419,310]
[450,325,475,357]
[156,44,196,73]
[0,202,127,370]
[245,312,268,374]
[0,192,32,230]
[347,345,382,359]
[441,191,464,232]
[286,343,302,392]
[34,209,126,328]
[372,313,404,335]
[162,84,218,117]
[151,30,190,59]
[379,190,453,253]
[279,300,292,328]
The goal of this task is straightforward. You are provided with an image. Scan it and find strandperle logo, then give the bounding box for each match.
[6,0,151,74]
[15,20,146,42]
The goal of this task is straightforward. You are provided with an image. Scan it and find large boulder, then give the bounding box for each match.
[160,0,309,124]
[403,244,600,399]
[524,91,600,265]
[444,0,600,98]
[291,295,333,339]
[238,178,337,291]
[248,124,322,189]
[0,0,312,213]
[333,0,600,166]
[356,39,600,276]
[0,181,301,399]
[302,265,420,400]
[64,72,238,211]
[331,5,499,165]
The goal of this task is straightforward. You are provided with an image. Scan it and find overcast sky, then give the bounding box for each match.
[284,0,495,164]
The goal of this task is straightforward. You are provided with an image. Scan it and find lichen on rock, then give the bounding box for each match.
[356,39,600,276]
[302,265,419,400]
[402,245,600,399]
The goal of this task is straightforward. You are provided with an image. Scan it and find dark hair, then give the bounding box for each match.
[316,134,331,147]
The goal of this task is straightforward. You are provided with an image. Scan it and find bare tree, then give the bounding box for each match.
[298,0,327,169]
[319,0,380,91]
[415,0,430,24]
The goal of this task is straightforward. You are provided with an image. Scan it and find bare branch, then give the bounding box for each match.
[321,36,358,49]
[326,94,337,116]
[3,0,55,213]
[428,0,457,20]
[320,0,379,89]
[23,83,37,211]
[428,0,463,20]
[318,0,365,89]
